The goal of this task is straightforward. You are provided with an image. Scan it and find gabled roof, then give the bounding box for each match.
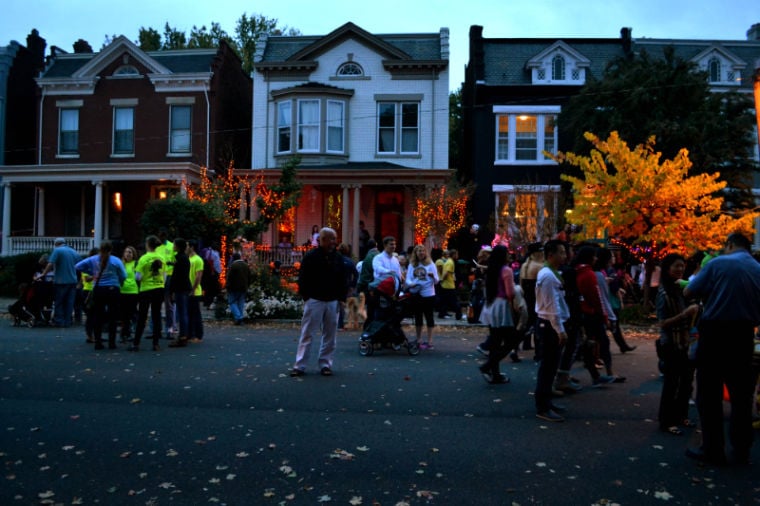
[690,44,746,69]
[71,36,170,77]
[255,22,446,72]
[480,38,624,86]
[526,40,591,69]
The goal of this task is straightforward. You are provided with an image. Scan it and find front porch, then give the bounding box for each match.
[5,236,95,256]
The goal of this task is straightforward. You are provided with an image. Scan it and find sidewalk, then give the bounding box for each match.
[0,296,480,328]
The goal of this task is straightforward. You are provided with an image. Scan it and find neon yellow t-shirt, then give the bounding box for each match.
[120,260,139,294]
[189,253,204,297]
[135,251,165,292]
[156,241,175,276]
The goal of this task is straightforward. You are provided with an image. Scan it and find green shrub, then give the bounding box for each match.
[0,251,48,297]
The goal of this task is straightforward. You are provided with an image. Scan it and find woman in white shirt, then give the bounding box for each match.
[405,244,439,349]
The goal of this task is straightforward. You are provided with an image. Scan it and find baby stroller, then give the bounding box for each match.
[358,275,420,356]
[8,280,53,327]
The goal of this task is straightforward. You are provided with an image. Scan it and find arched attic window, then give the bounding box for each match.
[708,57,721,82]
[337,61,363,76]
[113,65,140,76]
[551,55,565,81]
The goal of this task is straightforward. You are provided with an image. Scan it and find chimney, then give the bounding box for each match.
[747,23,760,41]
[469,25,485,82]
[620,27,632,56]
[73,39,93,53]
[25,29,46,71]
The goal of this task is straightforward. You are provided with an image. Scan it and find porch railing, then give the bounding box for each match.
[5,236,95,257]
[252,245,308,267]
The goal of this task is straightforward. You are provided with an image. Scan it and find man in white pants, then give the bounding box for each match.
[290,228,348,377]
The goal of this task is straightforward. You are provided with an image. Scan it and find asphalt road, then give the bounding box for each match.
[1,317,757,505]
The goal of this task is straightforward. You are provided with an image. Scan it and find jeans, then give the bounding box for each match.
[173,291,190,337]
[227,290,246,323]
[53,283,77,326]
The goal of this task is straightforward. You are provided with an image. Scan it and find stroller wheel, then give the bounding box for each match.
[359,339,374,356]
[407,341,420,356]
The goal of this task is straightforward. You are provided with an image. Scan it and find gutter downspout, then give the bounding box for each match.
[431,69,436,169]
[38,88,45,165]
[204,85,210,169]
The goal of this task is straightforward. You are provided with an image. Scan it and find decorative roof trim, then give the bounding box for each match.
[271,83,354,98]
[287,22,411,62]
[691,44,747,69]
[254,61,318,72]
[72,35,171,78]
[526,40,591,69]
[382,59,448,71]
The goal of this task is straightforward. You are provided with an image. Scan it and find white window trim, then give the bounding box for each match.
[493,106,560,165]
[111,106,135,156]
[326,100,345,154]
[168,104,192,155]
[277,101,292,154]
[297,99,320,153]
[58,108,79,156]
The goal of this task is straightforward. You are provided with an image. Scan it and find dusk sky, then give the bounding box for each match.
[2,0,756,90]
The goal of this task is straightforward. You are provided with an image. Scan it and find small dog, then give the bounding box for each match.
[345,292,367,330]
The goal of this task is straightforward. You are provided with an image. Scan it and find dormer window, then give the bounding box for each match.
[337,62,363,76]
[552,55,565,81]
[708,57,721,83]
[113,65,140,76]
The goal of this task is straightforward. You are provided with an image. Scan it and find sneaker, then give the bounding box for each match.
[478,365,493,384]
[598,374,616,384]
[419,342,430,350]
[476,344,490,357]
[289,368,305,377]
[536,410,565,422]
[168,338,188,348]
[592,375,616,388]
[189,338,202,344]
[555,380,583,393]
[550,403,567,413]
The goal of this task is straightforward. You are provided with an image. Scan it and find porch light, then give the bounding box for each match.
[113,192,122,212]
[159,191,168,199]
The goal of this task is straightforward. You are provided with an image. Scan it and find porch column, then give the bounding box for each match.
[1,182,11,255]
[80,186,86,236]
[103,184,110,240]
[179,177,188,198]
[352,185,361,253]
[35,186,45,236]
[93,181,104,245]
[341,184,349,244]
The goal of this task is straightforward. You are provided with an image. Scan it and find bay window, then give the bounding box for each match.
[298,99,320,152]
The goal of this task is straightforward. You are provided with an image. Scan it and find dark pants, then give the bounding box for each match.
[535,318,562,413]
[174,290,190,337]
[581,313,608,379]
[134,288,163,348]
[92,285,121,347]
[53,283,77,327]
[188,295,204,340]
[120,292,138,339]
[658,341,695,429]
[695,320,755,461]
[438,287,461,319]
[363,290,377,330]
[482,326,521,375]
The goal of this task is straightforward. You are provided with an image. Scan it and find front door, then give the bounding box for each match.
[375,190,404,247]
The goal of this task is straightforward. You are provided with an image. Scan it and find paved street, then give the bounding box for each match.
[1,313,757,505]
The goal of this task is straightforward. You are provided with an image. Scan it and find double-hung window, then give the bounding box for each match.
[493,106,560,164]
[169,105,191,153]
[326,100,344,153]
[113,107,134,155]
[59,108,79,155]
[277,101,292,153]
[377,101,419,155]
[297,99,320,152]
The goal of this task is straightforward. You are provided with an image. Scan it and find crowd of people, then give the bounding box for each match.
[27,224,760,467]
[33,230,215,352]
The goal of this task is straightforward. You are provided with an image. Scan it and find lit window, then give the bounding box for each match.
[59,109,79,155]
[493,108,559,164]
[337,62,363,76]
[113,107,134,154]
[170,105,191,153]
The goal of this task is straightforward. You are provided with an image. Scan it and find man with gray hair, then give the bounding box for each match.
[290,227,348,377]
[36,238,80,327]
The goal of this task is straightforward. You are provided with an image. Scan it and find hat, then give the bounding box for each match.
[472,224,480,231]
[54,237,66,245]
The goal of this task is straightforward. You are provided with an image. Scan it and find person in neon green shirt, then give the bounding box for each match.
[438,249,462,320]
[129,235,165,352]
[187,239,205,343]
[156,228,176,337]
[119,245,139,342]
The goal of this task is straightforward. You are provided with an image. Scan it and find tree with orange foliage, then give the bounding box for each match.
[413,177,473,247]
[554,131,758,305]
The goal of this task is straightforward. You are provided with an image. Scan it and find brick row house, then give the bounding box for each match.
[0,34,251,255]
[250,22,451,252]
[462,24,760,249]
